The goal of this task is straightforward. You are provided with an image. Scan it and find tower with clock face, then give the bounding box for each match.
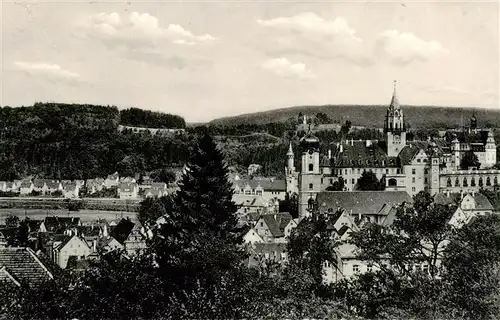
[298,132,322,217]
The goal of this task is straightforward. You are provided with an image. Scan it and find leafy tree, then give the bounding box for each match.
[287,209,339,289]
[150,168,177,184]
[460,150,480,170]
[5,215,19,227]
[138,195,174,229]
[315,112,332,124]
[326,177,345,191]
[340,120,352,137]
[349,191,455,278]
[443,215,500,319]
[357,170,384,191]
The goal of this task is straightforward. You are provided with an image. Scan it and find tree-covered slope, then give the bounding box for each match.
[210,105,500,129]
[0,103,191,180]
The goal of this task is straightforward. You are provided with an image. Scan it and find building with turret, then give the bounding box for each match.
[290,81,500,217]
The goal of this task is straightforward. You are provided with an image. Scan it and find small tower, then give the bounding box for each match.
[384,80,407,157]
[287,142,294,173]
[429,142,441,195]
[285,142,299,195]
[485,130,496,168]
[451,134,461,170]
[298,132,321,217]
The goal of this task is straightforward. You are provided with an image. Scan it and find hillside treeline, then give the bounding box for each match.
[120,107,186,129]
[0,103,191,180]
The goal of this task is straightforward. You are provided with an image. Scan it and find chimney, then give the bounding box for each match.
[328,149,332,159]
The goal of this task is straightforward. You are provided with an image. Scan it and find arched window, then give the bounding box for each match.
[447,178,452,187]
[471,177,476,187]
[463,177,468,187]
[455,178,460,187]
[309,163,314,172]
[388,178,397,187]
[487,177,491,186]
[308,197,315,210]
[479,177,483,187]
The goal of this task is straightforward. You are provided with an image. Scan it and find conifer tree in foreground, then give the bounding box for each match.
[154,133,244,293]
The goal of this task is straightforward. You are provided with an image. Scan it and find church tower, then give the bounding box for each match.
[298,133,321,217]
[384,81,407,157]
[285,142,298,194]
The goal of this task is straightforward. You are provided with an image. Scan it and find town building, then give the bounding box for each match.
[104,172,120,188]
[293,82,500,217]
[232,177,287,203]
[118,183,139,199]
[0,247,54,287]
[51,234,92,269]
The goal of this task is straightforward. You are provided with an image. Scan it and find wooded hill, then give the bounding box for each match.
[210,105,500,129]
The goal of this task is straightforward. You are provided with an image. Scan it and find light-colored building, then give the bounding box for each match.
[104,172,119,188]
[62,183,79,198]
[118,182,138,199]
[296,82,500,217]
[254,213,295,243]
[19,180,34,195]
[435,191,495,228]
[124,223,147,256]
[243,228,264,244]
[86,178,105,194]
[52,234,92,269]
[232,178,287,203]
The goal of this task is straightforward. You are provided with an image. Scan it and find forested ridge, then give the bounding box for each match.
[0,103,190,180]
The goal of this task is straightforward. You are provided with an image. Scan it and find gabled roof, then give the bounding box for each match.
[112,219,135,244]
[233,179,286,191]
[106,172,119,180]
[434,192,494,211]
[471,193,494,211]
[43,216,81,233]
[118,182,137,192]
[20,181,33,188]
[260,215,284,237]
[46,181,61,189]
[77,225,101,237]
[233,194,266,208]
[0,247,54,287]
[63,183,77,191]
[317,191,412,217]
[397,141,432,165]
[331,141,398,168]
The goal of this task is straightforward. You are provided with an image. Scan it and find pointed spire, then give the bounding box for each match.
[389,80,400,110]
[287,142,294,156]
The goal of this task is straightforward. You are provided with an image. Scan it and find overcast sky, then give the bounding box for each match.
[0,1,498,122]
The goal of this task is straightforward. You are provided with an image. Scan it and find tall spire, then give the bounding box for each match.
[389,80,400,110]
[287,142,294,156]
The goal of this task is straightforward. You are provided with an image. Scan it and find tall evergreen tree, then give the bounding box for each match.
[154,133,244,293]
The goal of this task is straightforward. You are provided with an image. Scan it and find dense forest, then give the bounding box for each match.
[0,103,191,180]
[120,107,186,129]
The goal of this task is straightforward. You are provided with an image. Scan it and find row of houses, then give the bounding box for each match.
[0,216,149,278]
[0,173,178,200]
[243,190,497,284]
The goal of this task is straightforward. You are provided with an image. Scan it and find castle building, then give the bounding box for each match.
[292,81,500,217]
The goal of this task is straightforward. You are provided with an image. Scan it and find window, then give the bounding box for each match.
[367,265,373,272]
[495,177,498,186]
[423,265,429,274]
[424,177,428,184]
[351,179,355,184]
[309,164,314,172]
[412,187,416,192]
[386,169,389,174]
[330,178,333,184]
[417,159,421,163]
[412,169,416,175]
[455,178,460,187]
[260,222,263,227]
[463,178,468,187]
[412,177,415,183]
[447,178,452,187]
[353,265,359,273]
[424,168,429,174]
[471,178,476,187]
[479,177,483,187]
[309,183,313,190]
[487,177,491,186]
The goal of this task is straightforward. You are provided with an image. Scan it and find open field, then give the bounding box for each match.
[0,208,138,224]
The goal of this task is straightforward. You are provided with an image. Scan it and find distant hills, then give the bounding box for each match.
[209,105,500,129]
